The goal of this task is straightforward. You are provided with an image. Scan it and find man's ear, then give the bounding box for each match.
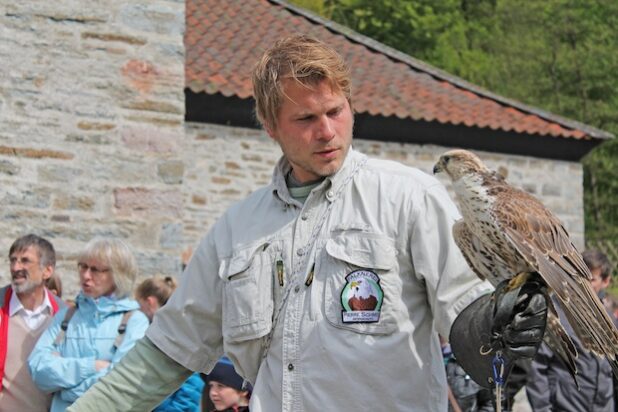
[264,123,277,141]
[42,266,54,281]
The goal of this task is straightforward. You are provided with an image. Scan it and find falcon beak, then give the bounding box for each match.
[433,159,444,175]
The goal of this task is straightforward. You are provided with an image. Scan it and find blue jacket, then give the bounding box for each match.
[28,292,149,412]
[153,372,204,412]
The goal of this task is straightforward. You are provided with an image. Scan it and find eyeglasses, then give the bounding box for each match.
[77,262,111,275]
[9,257,39,267]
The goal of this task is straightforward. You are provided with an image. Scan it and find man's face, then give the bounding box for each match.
[265,78,353,183]
[590,267,611,294]
[9,245,52,294]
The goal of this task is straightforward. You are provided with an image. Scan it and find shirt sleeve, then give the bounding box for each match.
[66,336,192,412]
[57,310,150,403]
[409,183,492,338]
[146,229,224,372]
[28,307,99,393]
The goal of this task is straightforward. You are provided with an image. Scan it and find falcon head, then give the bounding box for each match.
[433,149,489,181]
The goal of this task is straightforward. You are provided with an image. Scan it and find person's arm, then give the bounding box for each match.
[67,336,192,411]
[28,308,99,393]
[525,343,554,412]
[153,373,205,412]
[409,183,493,338]
[58,311,150,403]
[450,278,547,389]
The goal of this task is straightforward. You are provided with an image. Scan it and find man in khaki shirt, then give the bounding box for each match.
[0,234,65,411]
[69,35,548,412]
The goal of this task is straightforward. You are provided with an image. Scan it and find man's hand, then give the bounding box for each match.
[449,275,548,388]
[490,276,548,359]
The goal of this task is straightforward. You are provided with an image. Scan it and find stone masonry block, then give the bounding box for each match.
[113,187,183,218]
[121,125,179,153]
[157,160,184,184]
[0,160,20,175]
[119,4,184,36]
[160,222,183,249]
[122,59,160,94]
[0,145,73,160]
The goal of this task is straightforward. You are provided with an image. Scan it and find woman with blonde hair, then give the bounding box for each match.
[28,237,149,412]
[136,275,204,412]
[135,275,177,321]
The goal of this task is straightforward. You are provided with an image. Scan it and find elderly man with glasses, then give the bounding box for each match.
[0,234,66,411]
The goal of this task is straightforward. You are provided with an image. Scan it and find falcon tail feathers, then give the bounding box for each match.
[544,303,579,388]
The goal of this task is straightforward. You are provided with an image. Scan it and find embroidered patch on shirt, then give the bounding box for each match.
[340,269,384,323]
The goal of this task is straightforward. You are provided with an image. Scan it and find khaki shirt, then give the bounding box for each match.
[148,149,490,411]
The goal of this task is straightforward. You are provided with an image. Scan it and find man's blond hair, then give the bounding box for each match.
[252,34,352,130]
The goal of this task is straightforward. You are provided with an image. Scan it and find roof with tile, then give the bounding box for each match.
[185,0,613,141]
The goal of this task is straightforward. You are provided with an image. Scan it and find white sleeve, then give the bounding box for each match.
[409,183,492,338]
[147,226,224,373]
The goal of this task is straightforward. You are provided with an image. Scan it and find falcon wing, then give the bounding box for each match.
[492,186,618,366]
[453,219,511,286]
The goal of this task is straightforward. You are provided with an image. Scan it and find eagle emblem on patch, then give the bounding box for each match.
[340,269,384,323]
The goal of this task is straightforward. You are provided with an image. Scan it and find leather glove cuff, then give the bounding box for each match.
[449,277,547,388]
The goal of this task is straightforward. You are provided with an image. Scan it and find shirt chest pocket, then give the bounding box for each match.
[321,232,402,335]
[220,241,276,343]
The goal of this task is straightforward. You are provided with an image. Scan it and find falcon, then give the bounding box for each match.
[433,149,618,382]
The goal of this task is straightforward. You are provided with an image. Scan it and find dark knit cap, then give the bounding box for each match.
[205,357,246,391]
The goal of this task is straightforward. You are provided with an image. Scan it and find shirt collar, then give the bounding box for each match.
[9,287,53,317]
[271,147,366,205]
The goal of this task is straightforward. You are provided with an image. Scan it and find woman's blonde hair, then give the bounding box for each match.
[252,34,352,130]
[77,237,138,299]
[135,275,177,306]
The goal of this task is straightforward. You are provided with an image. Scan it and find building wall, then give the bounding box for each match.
[0,0,186,297]
[0,1,584,298]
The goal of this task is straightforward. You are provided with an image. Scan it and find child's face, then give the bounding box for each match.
[208,381,245,411]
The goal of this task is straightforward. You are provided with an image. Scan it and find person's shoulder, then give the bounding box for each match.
[212,181,272,220]
[0,285,9,305]
[363,157,443,191]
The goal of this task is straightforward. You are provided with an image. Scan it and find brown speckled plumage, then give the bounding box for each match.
[434,149,618,382]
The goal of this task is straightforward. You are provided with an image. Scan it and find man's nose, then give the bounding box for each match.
[316,116,335,140]
[10,260,25,271]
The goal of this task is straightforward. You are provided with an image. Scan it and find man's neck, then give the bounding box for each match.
[15,287,46,311]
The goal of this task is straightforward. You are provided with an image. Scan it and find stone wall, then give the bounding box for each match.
[0,1,585,299]
[0,0,186,297]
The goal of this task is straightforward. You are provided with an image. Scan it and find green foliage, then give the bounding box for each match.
[289,0,618,243]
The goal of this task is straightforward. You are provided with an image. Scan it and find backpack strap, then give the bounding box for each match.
[112,310,134,353]
[53,305,77,347]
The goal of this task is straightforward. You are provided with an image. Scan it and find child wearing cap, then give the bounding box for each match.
[204,357,250,412]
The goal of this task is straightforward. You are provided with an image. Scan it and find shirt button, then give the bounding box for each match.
[294,285,300,293]
[327,190,334,198]
[288,363,294,371]
[301,214,308,221]
[296,248,303,256]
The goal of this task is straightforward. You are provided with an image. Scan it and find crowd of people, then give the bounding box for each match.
[0,234,251,412]
[0,34,615,412]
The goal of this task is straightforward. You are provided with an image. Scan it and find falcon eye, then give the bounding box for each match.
[443,155,451,164]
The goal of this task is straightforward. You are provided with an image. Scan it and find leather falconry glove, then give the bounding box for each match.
[449,275,548,388]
